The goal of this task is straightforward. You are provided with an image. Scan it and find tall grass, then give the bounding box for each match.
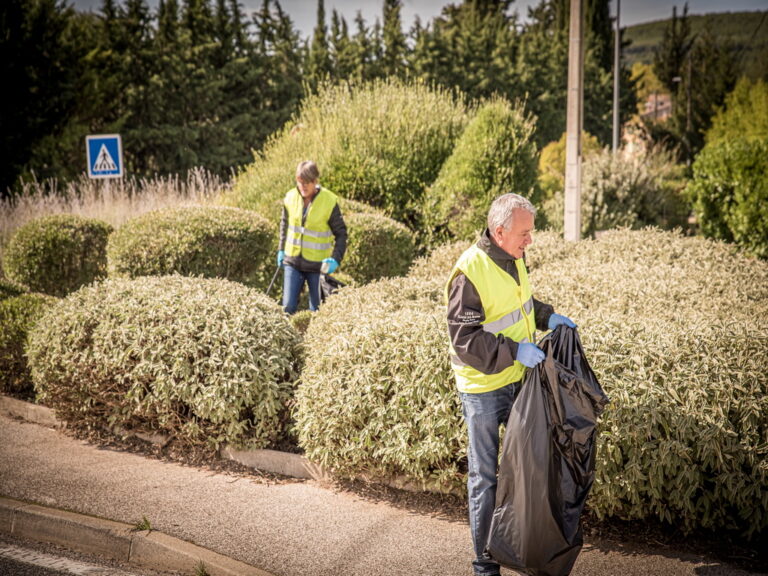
[1,168,230,272]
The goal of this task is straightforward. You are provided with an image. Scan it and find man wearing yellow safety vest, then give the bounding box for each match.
[446,193,576,576]
[278,160,347,314]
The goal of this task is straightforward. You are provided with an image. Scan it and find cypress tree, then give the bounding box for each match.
[381,0,407,77]
[307,0,332,89]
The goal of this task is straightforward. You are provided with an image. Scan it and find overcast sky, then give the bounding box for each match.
[69,0,768,38]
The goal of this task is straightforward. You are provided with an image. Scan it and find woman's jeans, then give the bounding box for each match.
[460,382,521,576]
[282,264,321,314]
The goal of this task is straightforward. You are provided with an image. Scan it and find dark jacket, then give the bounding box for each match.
[278,188,348,273]
[446,229,554,377]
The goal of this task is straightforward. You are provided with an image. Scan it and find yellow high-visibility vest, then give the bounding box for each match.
[446,244,536,394]
[283,187,338,262]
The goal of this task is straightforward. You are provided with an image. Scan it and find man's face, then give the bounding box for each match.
[296,178,318,198]
[493,208,534,259]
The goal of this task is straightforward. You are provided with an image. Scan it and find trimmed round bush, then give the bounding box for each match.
[421,98,539,246]
[294,275,464,491]
[224,78,469,228]
[3,214,113,297]
[0,292,58,396]
[27,276,302,449]
[343,212,416,283]
[107,205,275,289]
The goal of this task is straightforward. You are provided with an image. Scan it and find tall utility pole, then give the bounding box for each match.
[564,0,584,242]
[612,0,621,153]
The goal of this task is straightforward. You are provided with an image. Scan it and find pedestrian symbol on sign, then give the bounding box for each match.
[94,144,118,172]
[86,134,123,179]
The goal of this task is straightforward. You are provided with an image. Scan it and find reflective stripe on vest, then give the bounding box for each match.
[445,244,536,394]
[283,187,338,262]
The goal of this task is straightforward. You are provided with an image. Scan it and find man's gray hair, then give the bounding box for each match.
[487,193,536,231]
[296,160,320,182]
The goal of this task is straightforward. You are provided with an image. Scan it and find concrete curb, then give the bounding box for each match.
[0,395,461,496]
[0,495,271,576]
[0,396,61,429]
[0,395,328,482]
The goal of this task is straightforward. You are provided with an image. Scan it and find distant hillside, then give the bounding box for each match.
[623,11,768,79]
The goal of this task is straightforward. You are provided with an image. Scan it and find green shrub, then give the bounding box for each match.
[2,214,113,297]
[27,276,302,449]
[407,240,473,282]
[224,78,469,227]
[294,275,465,491]
[687,137,768,259]
[531,228,768,537]
[406,231,573,283]
[343,212,416,283]
[0,293,57,396]
[289,310,314,336]
[706,77,768,144]
[0,278,27,300]
[536,131,603,230]
[541,145,689,237]
[298,228,768,536]
[107,205,275,289]
[421,98,539,246]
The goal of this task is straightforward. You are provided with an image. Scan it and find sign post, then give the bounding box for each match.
[86,134,123,179]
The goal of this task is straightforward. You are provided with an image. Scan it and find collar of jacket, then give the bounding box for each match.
[477,228,524,278]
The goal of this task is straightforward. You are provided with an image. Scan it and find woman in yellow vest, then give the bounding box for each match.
[277,161,347,314]
[446,193,575,576]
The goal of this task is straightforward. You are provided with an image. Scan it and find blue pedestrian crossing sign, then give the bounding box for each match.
[86,134,123,179]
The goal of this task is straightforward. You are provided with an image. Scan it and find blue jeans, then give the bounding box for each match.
[282,264,321,315]
[460,382,521,576]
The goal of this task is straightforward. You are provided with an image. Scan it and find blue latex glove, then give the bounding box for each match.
[277,250,285,267]
[321,257,338,274]
[517,342,545,368]
[548,313,576,330]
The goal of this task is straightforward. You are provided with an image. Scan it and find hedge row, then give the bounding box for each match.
[27,276,302,449]
[296,228,768,537]
[293,275,463,489]
[5,202,415,299]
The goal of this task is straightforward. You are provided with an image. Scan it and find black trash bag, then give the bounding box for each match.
[486,325,609,576]
[319,273,345,302]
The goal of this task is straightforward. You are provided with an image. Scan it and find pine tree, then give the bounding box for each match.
[330,10,356,80]
[350,11,374,81]
[0,0,87,192]
[381,0,407,77]
[307,0,332,89]
[653,4,694,93]
[408,0,519,101]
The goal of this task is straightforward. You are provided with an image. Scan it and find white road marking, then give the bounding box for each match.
[0,543,137,575]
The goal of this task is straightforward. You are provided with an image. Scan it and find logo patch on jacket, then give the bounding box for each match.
[456,309,483,324]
